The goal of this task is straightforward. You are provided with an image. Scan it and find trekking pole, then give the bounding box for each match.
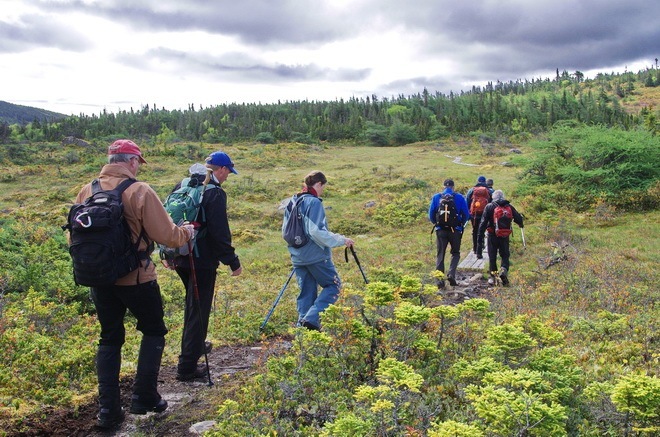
[259,268,295,332]
[345,246,369,284]
[187,240,213,387]
[520,227,526,248]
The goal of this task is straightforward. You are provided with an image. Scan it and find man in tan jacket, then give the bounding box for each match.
[74,139,194,429]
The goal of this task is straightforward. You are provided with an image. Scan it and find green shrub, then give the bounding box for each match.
[255,132,276,144]
[372,192,427,226]
[611,374,660,433]
[517,125,660,211]
[390,121,419,146]
[364,122,389,147]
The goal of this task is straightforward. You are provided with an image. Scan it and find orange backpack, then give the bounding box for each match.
[470,186,490,215]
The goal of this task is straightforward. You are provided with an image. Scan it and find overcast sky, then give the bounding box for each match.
[1,0,658,116]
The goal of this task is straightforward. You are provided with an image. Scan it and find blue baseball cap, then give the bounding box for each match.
[206,151,238,174]
[477,176,486,183]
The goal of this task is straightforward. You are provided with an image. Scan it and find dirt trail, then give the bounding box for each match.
[8,341,291,437]
[8,273,490,436]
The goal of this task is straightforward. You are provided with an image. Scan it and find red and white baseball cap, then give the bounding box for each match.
[108,139,147,163]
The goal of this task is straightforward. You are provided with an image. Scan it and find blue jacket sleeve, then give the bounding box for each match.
[428,194,440,223]
[304,197,346,248]
[455,194,470,226]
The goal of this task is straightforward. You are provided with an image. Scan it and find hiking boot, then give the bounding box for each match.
[487,275,496,286]
[97,407,124,429]
[301,321,320,331]
[447,276,458,286]
[499,268,509,286]
[129,396,168,415]
[176,364,209,382]
[437,280,445,290]
[476,252,483,259]
[131,335,166,415]
[204,340,212,354]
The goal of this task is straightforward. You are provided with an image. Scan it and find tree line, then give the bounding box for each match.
[1,68,658,145]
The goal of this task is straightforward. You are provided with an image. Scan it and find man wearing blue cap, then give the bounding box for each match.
[466,176,492,258]
[172,151,242,381]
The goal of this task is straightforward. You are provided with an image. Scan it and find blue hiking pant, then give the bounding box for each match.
[294,259,341,328]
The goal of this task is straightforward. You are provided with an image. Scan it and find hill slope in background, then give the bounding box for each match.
[0,100,66,125]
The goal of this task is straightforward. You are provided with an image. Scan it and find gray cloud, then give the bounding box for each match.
[377,0,659,74]
[118,47,371,82]
[0,14,90,53]
[35,0,359,46]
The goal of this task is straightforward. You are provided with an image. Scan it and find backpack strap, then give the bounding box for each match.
[113,178,152,263]
[90,177,136,195]
[287,193,310,213]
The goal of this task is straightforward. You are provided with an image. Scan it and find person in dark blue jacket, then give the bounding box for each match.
[428,179,470,288]
[282,170,354,330]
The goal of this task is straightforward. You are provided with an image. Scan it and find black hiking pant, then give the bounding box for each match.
[175,266,216,374]
[91,280,168,347]
[91,281,168,414]
[486,232,511,273]
[435,228,463,282]
[471,214,485,253]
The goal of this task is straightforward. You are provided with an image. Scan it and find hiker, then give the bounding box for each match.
[283,170,354,331]
[477,189,524,286]
[428,179,470,288]
[74,140,195,429]
[171,153,242,381]
[486,178,494,192]
[465,176,492,258]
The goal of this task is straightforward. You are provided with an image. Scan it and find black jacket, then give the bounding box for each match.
[173,174,240,271]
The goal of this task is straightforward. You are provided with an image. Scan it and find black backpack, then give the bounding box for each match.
[435,193,460,230]
[64,178,144,287]
[283,195,309,248]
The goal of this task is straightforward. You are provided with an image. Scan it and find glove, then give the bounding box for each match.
[182,224,196,241]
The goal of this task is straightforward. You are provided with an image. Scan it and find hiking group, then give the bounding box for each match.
[65,140,522,430]
[428,175,524,288]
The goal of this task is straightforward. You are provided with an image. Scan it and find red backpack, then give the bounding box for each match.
[470,186,490,215]
[493,204,513,237]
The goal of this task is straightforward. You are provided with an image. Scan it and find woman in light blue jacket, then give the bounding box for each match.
[282,171,354,330]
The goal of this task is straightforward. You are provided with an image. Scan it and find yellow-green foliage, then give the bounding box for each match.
[429,420,485,437]
[0,289,98,416]
[611,374,660,431]
[371,191,427,226]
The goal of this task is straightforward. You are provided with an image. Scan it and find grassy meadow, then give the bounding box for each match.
[1,136,658,435]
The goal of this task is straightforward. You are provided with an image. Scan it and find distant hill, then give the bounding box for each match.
[0,100,67,125]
